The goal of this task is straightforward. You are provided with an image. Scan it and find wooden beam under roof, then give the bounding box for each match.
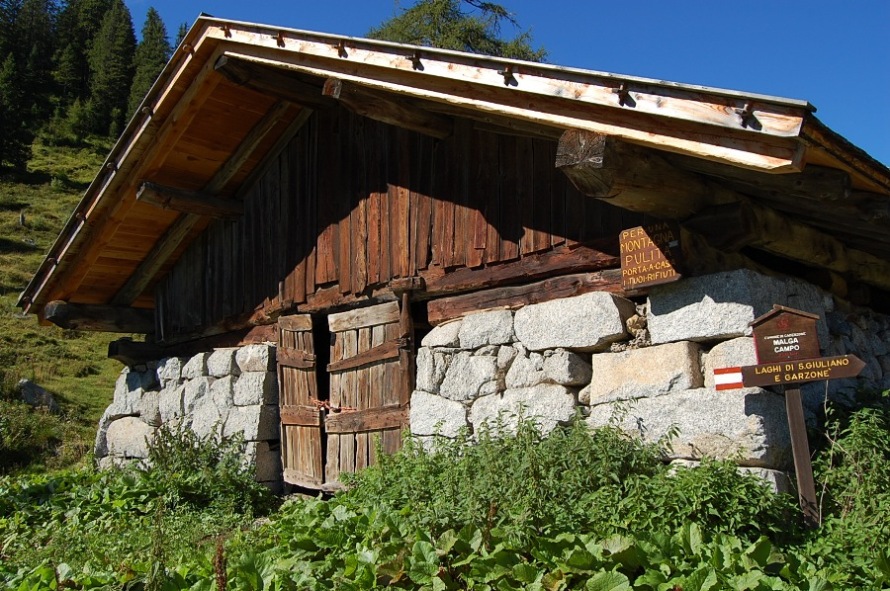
[556,129,890,292]
[43,300,155,333]
[111,99,298,307]
[204,24,809,140]
[322,77,453,139]
[136,181,244,219]
[555,128,738,219]
[214,54,335,110]
[213,37,807,171]
[40,45,228,308]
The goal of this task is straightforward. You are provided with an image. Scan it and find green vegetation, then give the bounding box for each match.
[0,0,174,170]
[2,405,889,589]
[0,136,123,474]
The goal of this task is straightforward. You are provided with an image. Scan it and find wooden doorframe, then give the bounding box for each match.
[278,295,417,490]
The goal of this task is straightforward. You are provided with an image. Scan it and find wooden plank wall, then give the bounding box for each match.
[157,108,638,337]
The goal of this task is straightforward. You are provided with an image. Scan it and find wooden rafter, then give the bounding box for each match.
[322,77,453,139]
[217,45,806,171]
[111,100,298,306]
[136,181,244,219]
[214,54,335,110]
[43,45,228,306]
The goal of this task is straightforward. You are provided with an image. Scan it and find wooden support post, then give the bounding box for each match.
[398,290,416,407]
[785,386,820,528]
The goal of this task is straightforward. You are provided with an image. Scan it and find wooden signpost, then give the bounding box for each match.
[716,305,864,528]
[619,221,682,292]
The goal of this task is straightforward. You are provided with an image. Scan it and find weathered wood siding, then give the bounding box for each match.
[157,109,639,337]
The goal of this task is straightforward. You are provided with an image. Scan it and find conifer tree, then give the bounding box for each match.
[15,0,57,121]
[0,53,31,171]
[174,22,187,48]
[54,0,112,104]
[127,7,170,116]
[368,0,545,62]
[86,0,134,136]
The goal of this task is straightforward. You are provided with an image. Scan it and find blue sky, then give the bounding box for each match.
[124,1,890,166]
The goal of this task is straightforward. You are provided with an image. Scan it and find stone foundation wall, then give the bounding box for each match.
[410,269,890,482]
[95,344,282,490]
[95,269,890,493]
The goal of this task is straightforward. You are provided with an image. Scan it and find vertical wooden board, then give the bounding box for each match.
[337,329,357,476]
[304,117,318,297]
[326,327,343,484]
[187,237,205,328]
[378,127,392,283]
[253,177,266,313]
[258,174,271,310]
[337,112,353,294]
[240,189,253,313]
[408,133,420,277]
[203,224,215,324]
[368,323,386,466]
[286,124,304,303]
[381,321,403,454]
[481,131,502,264]
[315,110,339,284]
[564,162,584,246]
[351,119,369,295]
[450,123,469,269]
[220,219,232,318]
[391,129,411,278]
[281,135,295,307]
[367,185,382,286]
[517,136,536,256]
[466,129,487,269]
[548,141,568,247]
[269,153,283,310]
[353,118,369,294]
[430,139,448,267]
[499,137,520,262]
[354,326,373,470]
[531,139,553,253]
[413,135,433,272]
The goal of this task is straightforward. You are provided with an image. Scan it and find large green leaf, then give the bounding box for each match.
[585,570,632,591]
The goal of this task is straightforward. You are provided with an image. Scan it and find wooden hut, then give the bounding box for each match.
[18,16,890,490]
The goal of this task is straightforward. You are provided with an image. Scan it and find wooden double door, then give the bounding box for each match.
[277,301,413,490]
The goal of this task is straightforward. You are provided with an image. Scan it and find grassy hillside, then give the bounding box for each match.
[0,140,128,473]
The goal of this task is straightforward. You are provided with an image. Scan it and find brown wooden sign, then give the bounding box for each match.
[619,221,682,292]
[750,305,820,364]
[741,354,866,387]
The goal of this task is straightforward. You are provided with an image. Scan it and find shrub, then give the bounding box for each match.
[140,422,276,516]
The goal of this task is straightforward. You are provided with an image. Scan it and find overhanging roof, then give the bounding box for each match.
[18,16,890,318]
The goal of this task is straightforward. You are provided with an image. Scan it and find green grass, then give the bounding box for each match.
[3,408,889,590]
[0,137,126,474]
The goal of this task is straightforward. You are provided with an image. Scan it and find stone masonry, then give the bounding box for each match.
[94,269,890,494]
[95,343,282,491]
[410,269,890,489]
